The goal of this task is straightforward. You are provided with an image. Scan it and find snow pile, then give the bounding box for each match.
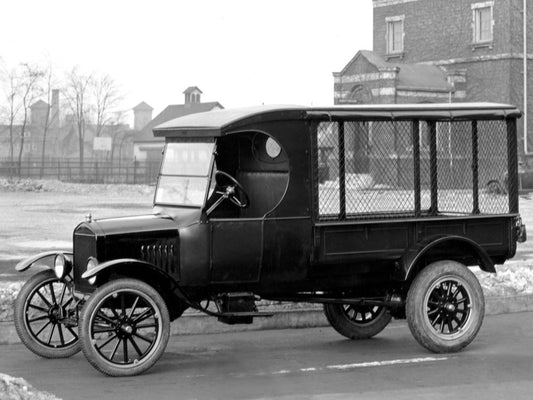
[0,373,60,400]
[0,178,47,192]
[475,264,533,296]
[0,282,22,321]
[0,178,153,196]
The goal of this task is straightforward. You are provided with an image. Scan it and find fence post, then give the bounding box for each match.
[412,120,421,217]
[57,160,61,180]
[471,121,480,214]
[133,159,137,185]
[428,121,438,215]
[338,121,346,220]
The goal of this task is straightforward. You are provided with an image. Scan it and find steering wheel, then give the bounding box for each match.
[214,170,250,208]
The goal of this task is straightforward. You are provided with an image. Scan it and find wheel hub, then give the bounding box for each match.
[121,324,133,334]
[48,304,62,323]
[445,303,456,312]
[115,317,136,338]
[425,278,472,336]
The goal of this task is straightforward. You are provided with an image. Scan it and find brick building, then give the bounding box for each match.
[334,0,532,153]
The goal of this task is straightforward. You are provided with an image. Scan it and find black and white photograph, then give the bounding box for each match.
[1,0,533,399]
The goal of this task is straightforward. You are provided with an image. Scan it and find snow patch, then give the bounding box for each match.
[14,241,72,250]
[0,373,61,400]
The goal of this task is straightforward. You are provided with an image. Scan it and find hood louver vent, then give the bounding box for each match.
[140,242,177,274]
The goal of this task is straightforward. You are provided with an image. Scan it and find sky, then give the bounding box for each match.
[0,0,373,126]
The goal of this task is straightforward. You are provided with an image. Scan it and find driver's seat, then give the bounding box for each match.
[236,170,289,218]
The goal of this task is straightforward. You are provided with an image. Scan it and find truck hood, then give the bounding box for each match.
[86,214,178,237]
[76,209,201,237]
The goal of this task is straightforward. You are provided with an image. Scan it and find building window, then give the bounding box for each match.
[472,2,494,44]
[386,15,404,55]
[348,85,373,104]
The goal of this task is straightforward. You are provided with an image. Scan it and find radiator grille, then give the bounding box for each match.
[73,230,97,292]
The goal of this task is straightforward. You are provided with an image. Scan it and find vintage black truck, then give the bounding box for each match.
[15,103,526,376]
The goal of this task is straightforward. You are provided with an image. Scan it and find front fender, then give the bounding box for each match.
[396,235,495,281]
[15,251,73,272]
[81,258,174,285]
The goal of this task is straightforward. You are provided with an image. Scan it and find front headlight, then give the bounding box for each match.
[86,257,98,285]
[54,253,72,279]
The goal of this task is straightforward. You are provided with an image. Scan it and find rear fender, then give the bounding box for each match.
[15,251,73,272]
[396,235,495,282]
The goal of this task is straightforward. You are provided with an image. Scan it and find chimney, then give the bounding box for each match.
[133,102,154,130]
[30,100,48,126]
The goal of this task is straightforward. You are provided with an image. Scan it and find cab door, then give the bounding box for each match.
[210,219,262,283]
[207,131,291,284]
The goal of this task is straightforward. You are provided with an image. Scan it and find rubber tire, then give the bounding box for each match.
[79,278,170,377]
[14,270,81,358]
[324,303,392,339]
[406,260,485,353]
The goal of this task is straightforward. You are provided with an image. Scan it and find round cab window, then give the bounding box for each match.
[265,137,282,159]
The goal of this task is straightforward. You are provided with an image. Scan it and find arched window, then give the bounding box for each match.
[348,85,372,104]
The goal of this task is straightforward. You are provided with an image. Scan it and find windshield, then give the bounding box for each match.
[155,141,215,207]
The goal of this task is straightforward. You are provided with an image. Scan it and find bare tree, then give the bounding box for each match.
[108,110,132,176]
[107,110,127,163]
[16,63,44,175]
[1,66,22,167]
[39,64,57,178]
[93,73,121,139]
[63,67,92,178]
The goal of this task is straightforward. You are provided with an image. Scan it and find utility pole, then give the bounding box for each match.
[524,0,528,154]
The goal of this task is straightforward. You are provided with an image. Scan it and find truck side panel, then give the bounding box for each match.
[314,215,515,269]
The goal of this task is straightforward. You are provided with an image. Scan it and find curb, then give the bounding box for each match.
[2,294,533,345]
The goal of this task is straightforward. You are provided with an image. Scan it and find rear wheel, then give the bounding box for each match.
[79,279,170,377]
[406,260,485,353]
[324,303,392,339]
[14,270,81,358]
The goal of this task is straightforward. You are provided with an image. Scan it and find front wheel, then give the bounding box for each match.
[79,279,170,377]
[14,269,81,358]
[406,260,485,353]
[324,303,392,339]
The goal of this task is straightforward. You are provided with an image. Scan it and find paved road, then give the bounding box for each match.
[1,312,532,399]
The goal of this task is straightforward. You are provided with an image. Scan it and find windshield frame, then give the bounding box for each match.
[153,139,217,208]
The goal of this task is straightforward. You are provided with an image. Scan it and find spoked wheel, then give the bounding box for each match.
[406,260,485,353]
[324,303,392,339]
[14,269,81,358]
[79,279,170,376]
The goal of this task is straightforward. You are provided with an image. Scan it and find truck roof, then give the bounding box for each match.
[152,103,521,138]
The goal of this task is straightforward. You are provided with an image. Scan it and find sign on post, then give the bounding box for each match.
[93,137,112,151]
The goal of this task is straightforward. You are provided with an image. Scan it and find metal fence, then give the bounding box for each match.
[316,119,510,220]
[0,158,161,185]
